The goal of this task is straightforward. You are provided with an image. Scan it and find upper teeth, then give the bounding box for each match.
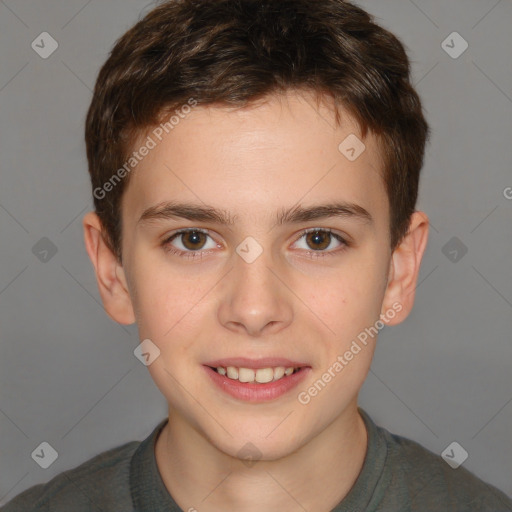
[216,366,297,383]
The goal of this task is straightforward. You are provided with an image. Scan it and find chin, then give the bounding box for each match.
[207,422,307,463]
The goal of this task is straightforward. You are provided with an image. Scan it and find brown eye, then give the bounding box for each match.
[163,228,217,255]
[180,230,208,250]
[305,230,332,251]
[293,228,348,258]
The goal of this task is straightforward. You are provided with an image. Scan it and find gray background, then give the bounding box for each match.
[1,0,511,505]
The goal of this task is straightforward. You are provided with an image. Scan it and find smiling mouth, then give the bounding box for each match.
[207,365,304,384]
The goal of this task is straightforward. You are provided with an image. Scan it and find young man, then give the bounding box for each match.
[3,0,511,511]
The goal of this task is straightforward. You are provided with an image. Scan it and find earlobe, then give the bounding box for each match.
[380,211,429,326]
[82,211,136,325]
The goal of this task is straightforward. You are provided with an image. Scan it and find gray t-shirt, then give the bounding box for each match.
[2,408,511,511]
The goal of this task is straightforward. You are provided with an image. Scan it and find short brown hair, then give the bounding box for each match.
[85,0,430,262]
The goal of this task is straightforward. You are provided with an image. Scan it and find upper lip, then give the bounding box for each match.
[204,357,310,369]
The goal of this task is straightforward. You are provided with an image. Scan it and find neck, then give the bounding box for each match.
[155,401,368,512]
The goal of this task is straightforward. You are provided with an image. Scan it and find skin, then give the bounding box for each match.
[83,90,429,512]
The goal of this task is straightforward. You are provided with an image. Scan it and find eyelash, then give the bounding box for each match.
[161,227,350,260]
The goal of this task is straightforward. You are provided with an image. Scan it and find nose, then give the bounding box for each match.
[216,246,293,337]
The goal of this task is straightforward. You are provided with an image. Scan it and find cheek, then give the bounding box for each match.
[127,257,182,339]
[308,260,387,338]
[305,275,383,409]
[131,261,218,354]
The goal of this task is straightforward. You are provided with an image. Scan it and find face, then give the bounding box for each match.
[116,91,399,459]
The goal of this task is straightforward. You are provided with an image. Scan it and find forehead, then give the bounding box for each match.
[122,91,388,227]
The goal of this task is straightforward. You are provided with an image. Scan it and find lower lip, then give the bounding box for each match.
[203,365,311,403]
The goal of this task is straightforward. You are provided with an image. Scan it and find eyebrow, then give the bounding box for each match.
[138,201,373,227]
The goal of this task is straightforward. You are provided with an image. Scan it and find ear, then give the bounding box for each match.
[380,211,429,325]
[82,211,136,325]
